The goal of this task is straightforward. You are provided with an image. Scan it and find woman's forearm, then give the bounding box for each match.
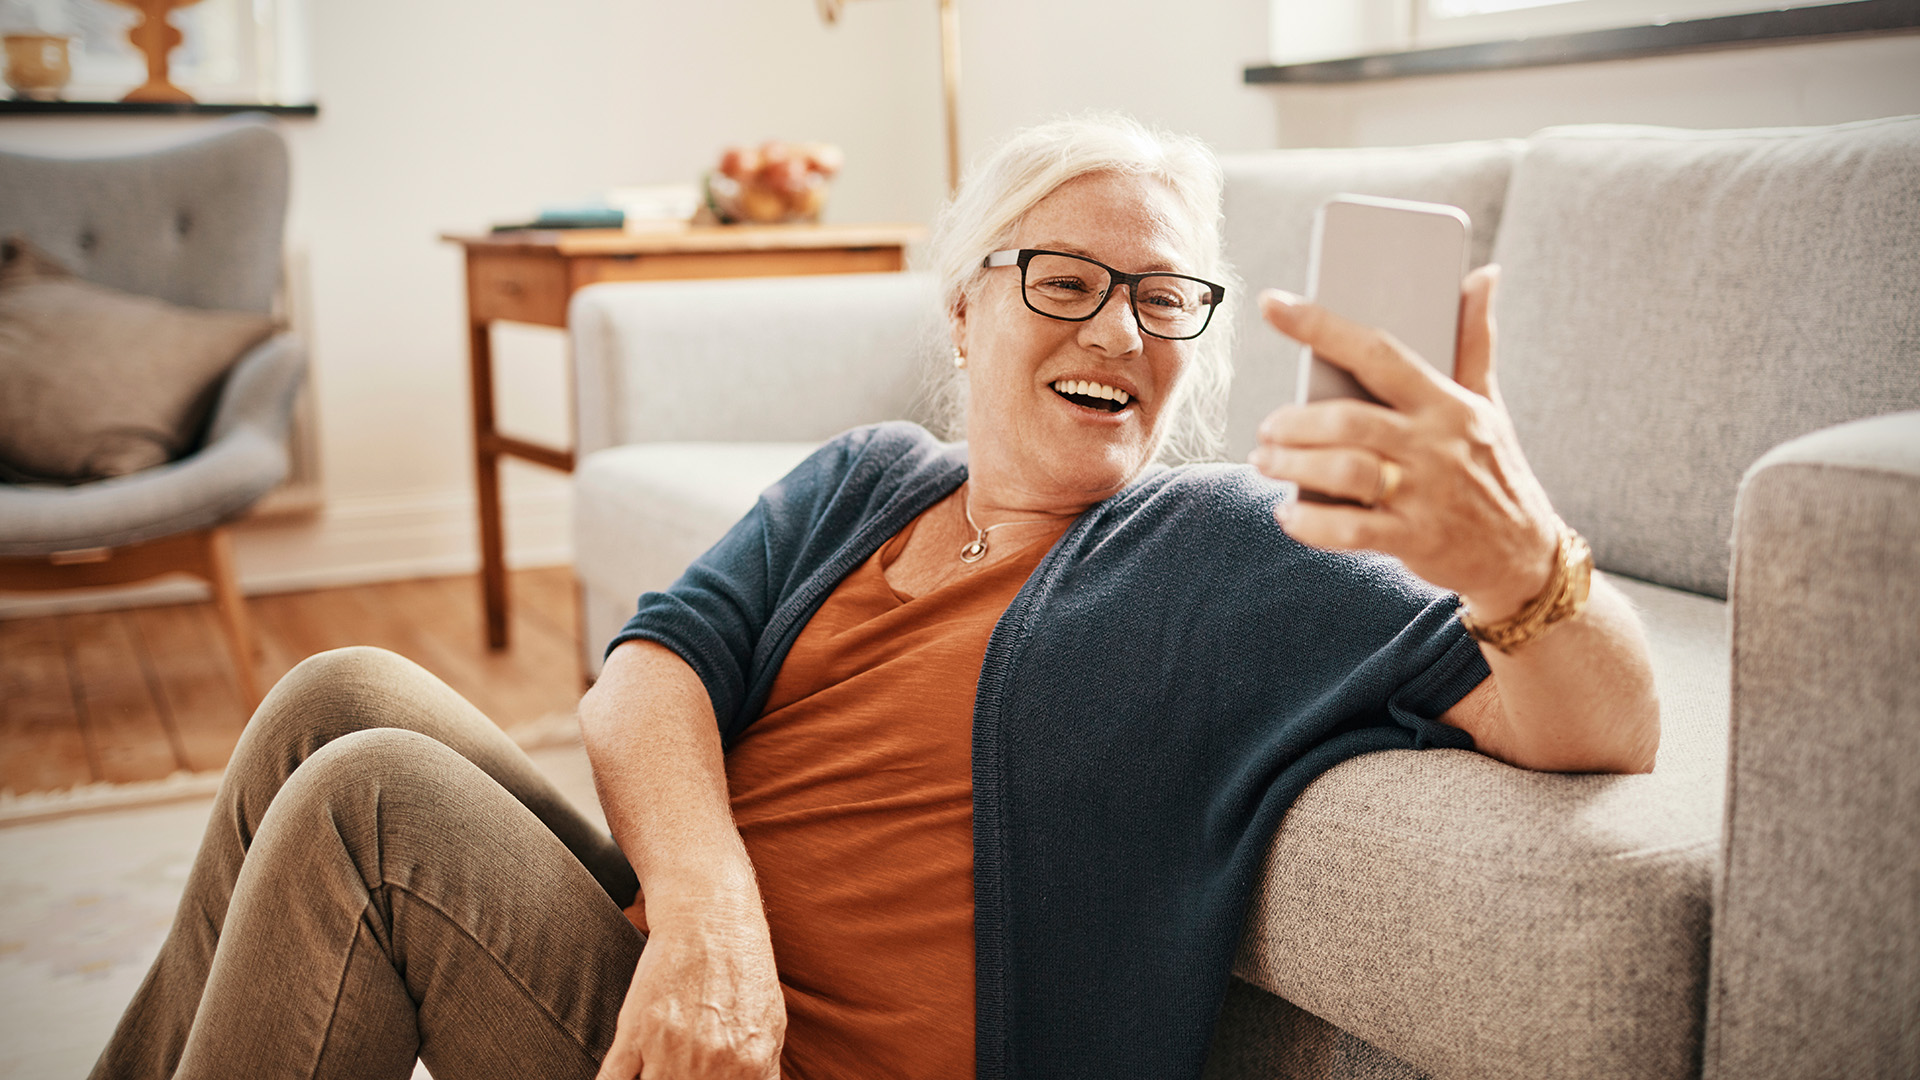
[1467,575,1661,774]
[579,639,764,914]
[582,640,788,1079]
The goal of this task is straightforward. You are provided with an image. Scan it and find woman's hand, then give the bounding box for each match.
[595,897,786,1080]
[1249,265,1558,623]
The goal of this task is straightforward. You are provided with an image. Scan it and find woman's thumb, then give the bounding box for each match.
[1453,264,1500,399]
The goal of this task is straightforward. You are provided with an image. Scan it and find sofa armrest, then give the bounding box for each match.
[569,271,941,457]
[204,332,305,444]
[1705,410,1920,1079]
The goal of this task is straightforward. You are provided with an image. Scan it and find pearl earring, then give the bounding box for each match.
[953,347,967,369]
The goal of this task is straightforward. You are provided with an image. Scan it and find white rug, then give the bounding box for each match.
[0,742,605,1080]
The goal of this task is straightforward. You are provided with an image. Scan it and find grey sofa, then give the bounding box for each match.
[568,116,1920,1079]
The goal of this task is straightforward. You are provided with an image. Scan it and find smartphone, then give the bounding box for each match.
[1295,194,1472,407]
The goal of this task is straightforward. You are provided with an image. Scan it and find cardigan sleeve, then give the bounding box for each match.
[1236,530,1490,752]
[605,428,875,729]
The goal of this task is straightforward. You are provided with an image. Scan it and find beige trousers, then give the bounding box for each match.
[88,646,643,1080]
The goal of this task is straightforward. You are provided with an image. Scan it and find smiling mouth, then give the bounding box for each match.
[1051,379,1132,415]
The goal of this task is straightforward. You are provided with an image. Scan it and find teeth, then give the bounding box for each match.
[1053,379,1131,407]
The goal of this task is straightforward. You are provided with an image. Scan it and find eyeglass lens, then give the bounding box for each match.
[1022,252,1214,339]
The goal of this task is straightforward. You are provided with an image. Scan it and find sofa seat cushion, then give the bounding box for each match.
[1236,574,1728,1080]
[574,441,822,629]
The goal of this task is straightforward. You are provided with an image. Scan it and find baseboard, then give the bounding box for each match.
[0,484,573,619]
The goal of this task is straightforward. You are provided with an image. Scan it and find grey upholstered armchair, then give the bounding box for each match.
[0,117,305,704]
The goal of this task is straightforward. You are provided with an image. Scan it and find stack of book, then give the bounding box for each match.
[493,184,702,233]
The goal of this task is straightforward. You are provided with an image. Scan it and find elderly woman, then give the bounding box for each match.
[92,116,1656,1080]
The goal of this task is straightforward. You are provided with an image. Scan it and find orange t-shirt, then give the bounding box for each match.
[724,506,1065,1080]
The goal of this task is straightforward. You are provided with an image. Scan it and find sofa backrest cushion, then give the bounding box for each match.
[1218,140,1522,459]
[1492,117,1920,599]
[571,271,942,457]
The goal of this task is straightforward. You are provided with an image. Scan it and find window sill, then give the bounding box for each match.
[1244,0,1919,84]
[0,100,319,117]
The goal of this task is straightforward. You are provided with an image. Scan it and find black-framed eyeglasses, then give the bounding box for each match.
[981,248,1225,341]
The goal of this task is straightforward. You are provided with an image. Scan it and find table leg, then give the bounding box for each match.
[468,318,510,649]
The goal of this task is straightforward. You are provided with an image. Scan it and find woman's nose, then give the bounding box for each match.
[1078,284,1144,356]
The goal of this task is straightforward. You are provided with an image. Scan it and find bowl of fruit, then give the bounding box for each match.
[703,140,845,225]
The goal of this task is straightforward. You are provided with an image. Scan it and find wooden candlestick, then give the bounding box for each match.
[109,0,205,104]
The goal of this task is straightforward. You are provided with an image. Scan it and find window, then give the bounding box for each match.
[1268,0,1859,63]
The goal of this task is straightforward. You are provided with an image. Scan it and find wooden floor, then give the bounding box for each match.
[0,567,584,796]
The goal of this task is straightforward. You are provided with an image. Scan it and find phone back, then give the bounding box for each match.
[1299,195,1471,404]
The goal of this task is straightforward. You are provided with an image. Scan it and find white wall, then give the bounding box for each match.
[956,0,1278,159]
[1262,33,1920,148]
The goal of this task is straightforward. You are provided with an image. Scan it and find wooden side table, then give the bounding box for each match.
[443,222,924,649]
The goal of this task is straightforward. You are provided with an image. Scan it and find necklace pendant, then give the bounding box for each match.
[959,538,989,563]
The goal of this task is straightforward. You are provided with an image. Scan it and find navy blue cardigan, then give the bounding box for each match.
[611,421,1489,1079]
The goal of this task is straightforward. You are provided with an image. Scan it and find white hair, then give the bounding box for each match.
[921,112,1237,464]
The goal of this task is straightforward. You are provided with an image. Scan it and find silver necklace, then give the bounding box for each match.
[959,486,1055,564]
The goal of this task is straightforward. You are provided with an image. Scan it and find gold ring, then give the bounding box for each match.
[1371,459,1403,508]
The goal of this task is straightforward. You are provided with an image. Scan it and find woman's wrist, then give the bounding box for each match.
[1458,521,1560,625]
[636,842,764,910]
[642,862,761,908]
[641,885,771,936]
[1459,523,1595,655]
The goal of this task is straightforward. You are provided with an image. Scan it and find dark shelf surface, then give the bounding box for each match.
[1245,0,1920,84]
[0,99,318,117]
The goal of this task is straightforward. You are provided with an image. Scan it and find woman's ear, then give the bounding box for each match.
[948,295,969,360]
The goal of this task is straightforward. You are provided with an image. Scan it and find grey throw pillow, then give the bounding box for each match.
[0,236,278,484]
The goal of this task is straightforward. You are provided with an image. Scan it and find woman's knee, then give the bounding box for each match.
[265,728,466,843]
[236,729,484,929]
[259,728,522,888]
[263,646,433,719]
[287,726,454,794]
[236,647,440,760]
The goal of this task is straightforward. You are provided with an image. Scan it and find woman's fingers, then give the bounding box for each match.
[1260,289,1447,411]
[595,956,649,1080]
[1275,497,1402,553]
[1250,444,1393,506]
[1258,265,1564,616]
[1258,397,1412,454]
[595,1022,643,1080]
[1453,264,1500,401]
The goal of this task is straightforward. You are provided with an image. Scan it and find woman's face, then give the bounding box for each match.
[952,170,1203,509]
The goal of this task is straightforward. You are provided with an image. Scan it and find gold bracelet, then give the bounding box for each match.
[1458,524,1593,655]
